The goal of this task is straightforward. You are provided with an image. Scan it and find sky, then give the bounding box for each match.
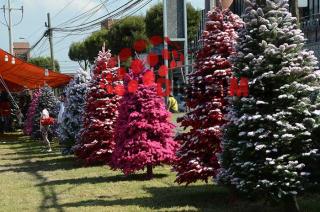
[0,0,204,73]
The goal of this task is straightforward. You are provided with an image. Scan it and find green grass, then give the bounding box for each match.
[0,132,319,212]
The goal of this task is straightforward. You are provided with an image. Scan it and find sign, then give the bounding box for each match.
[165,0,185,39]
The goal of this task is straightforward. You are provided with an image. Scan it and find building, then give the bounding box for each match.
[193,0,320,60]
[101,19,117,30]
[13,42,30,61]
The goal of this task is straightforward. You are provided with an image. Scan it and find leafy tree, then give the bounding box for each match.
[84,29,108,63]
[69,42,89,70]
[107,16,147,55]
[28,57,60,72]
[145,3,201,42]
[69,30,108,68]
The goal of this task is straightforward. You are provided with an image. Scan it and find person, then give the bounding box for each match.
[176,93,186,112]
[40,109,52,152]
[167,94,179,113]
[57,93,66,125]
[0,94,11,134]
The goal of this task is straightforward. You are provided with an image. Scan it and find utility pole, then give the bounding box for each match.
[1,0,23,54]
[46,13,56,72]
[163,0,169,102]
[8,0,12,54]
[183,0,188,80]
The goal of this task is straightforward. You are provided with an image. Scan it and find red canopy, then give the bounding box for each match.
[0,48,71,92]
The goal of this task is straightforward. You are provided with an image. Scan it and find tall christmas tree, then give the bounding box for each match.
[111,65,178,179]
[74,48,121,166]
[31,86,59,140]
[219,0,320,208]
[57,69,91,154]
[23,89,41,135]
[173,7,243,185]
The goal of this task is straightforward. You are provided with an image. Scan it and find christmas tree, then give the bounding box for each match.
[219,0,320,208]
[74,48,121,166]
[111,64,178,179]
[173,7,242,185]
[31,86,59,140]
[23,89,41,135]
[57,69,91,154]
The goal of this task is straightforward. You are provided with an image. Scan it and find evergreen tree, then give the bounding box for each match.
[23,89,41,135]
[111,65,178,179]
[31,86,59,140]
[173,7,242,185]
[74,48,121,166]
[219,0,320,208]
[57,69,90,154]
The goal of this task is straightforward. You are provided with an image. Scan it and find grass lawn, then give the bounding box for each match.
[0,132,319,212]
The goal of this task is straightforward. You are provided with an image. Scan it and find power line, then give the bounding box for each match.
[52,0,76,19]
[54,0,142,32]
[54,0,110,28]
[26,0,94,40]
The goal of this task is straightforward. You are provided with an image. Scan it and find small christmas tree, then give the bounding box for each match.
[23,89,41,135]
[31,86,59,140]
[57,69,91,154]
[173,7,243,185]
[219,0,320,209]
[74,48,121,166]
[112,64,178,179]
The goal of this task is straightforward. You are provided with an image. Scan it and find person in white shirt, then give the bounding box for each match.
[57,93,66,124]
[40,109,52,152]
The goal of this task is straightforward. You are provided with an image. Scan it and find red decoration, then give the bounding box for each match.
[40,117,55,126]
[134,39,147,52]
[147,52,159,67]
[119,48,132,61]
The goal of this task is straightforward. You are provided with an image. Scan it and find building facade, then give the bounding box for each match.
[13,42,30,61]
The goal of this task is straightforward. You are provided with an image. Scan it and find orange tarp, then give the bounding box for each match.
[0,79,26,92]
[0,48,71,91]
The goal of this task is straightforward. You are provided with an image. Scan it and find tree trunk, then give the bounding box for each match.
[289,0,300,25]
[283,195,300,212]
[146,165,153,180]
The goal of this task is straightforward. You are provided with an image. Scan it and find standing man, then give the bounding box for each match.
[57,93,66,125]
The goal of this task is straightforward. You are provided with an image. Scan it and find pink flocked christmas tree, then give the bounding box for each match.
[23,89,41,135]
[74,47,122,166]
[173,7,243,185]
[112,63,178,179]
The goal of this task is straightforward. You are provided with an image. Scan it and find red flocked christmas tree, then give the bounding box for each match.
[173,7,243,185]
[111,63,178,179]
[74,47,122,166]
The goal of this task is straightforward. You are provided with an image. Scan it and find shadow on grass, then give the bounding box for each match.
[0,133,70,212]
[0,152,62,161]
[52,185,252,211]
[0,156,81,173]
[37,173,168,187]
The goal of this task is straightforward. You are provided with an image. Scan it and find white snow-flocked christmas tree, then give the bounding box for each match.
[219,0,320,207]
[58,69,91,154]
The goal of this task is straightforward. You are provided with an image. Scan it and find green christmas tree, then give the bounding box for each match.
[219,0,320,209]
